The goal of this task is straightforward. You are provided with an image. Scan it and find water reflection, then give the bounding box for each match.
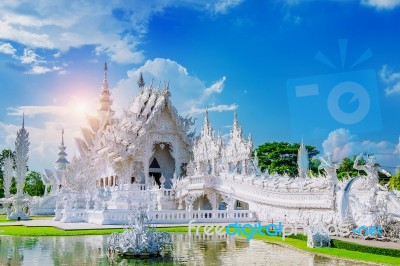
[0,234,372,265]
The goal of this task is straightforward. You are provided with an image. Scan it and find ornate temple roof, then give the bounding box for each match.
[74,65,195,162]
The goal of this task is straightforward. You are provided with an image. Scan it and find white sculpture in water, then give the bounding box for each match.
[107,208,172,258]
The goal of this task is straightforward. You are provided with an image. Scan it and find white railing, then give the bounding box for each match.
[84,209,256,225]
[60,209,88,223]
[121,183,146,191]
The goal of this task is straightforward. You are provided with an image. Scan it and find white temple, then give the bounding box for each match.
[47,63,400,227]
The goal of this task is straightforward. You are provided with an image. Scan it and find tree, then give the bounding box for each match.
[389,169,400,190]
[309,158,321,175]
[337,156,361,180]
[23,171,45,196]
[254,142,319,176]
[337,155,390,183]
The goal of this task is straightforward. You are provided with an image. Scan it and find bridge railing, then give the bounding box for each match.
[84,209,257,225]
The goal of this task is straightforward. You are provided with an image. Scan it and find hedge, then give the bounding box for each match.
[286,233,400,258]
[331,239,400,258]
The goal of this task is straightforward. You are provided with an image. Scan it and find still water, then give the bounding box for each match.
[0,234,371,266]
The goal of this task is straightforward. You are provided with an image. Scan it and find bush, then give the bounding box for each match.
[287,233,400,257]
[331,239,400,257]
[286,233,307,241]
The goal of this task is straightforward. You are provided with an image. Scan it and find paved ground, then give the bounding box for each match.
[1,219,400,250]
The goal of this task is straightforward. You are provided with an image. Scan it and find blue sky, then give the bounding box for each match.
[1,0,400,172]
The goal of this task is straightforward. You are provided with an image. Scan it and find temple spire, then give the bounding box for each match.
[22,113,25,129]
[97,62,114,119]
[55,129,69,170]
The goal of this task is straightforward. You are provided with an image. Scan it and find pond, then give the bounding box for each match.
[0,233,371,265]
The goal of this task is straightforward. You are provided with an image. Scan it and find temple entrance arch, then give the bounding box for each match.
[193,195,212,210]
[149,142,175,189]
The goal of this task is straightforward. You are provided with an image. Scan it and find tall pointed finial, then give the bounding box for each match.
[137,72,145,89]
[61,128,65,146]
[102,62,108,91]
[233,110,238,128]
[22,113,25,128]
[204,108,209,125]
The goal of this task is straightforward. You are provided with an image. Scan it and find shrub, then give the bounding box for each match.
[331,239,400,257]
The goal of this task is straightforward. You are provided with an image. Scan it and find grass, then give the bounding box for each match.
[0,222,399,265]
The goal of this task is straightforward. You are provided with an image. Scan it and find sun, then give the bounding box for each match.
[74,101,88,116]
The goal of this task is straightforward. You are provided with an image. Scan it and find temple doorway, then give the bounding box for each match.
[149,142,175,189]
[149,172,161,188]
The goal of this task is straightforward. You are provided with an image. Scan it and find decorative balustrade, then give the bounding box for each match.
[60,208,88,223]
[121,183,146,191]
[176,174,335,209]
[83,209,256,225]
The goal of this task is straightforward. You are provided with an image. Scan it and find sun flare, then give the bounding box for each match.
[73,101,88,116]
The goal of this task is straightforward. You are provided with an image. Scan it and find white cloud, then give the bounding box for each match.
[7,106,70,116]
[0,0,243,67]
[322,128,399,172]
[212,0,243,14]
[361,0,400,9]
[188,104,238,115]
[380,65,400,95]
[322,128,356,162]
[20,48,42,64]
[0,42,16,55]
[15,48,65,75]
[205,76,226,95]
[113,58,232,116]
